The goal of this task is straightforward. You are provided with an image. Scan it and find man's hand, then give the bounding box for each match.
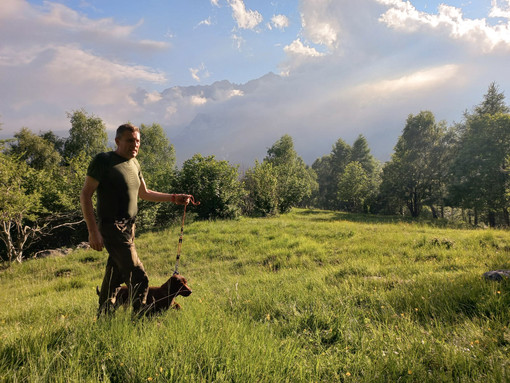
[88,229,104,251]
[173,194,193,205]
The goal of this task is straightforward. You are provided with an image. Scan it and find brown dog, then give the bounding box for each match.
[97,273,192,315]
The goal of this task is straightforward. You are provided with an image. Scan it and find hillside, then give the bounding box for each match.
[1,209,509,382]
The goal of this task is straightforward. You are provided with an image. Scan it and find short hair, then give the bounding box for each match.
[116,123,140,139]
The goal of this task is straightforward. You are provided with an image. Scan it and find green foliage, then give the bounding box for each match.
[136,123,178,230]
[450,113,510,225]
[8,127,62,170]
[1,210,510,381]
[64,109,108,161]
[0,153,41,262]
[312,136,380,211]
[263,134,317,214]
[337,161,370,212]
[176,154,244,220]
[242,160,279,216]
[380,111,449,217]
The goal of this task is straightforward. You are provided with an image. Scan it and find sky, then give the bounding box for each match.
[1,0,510,165]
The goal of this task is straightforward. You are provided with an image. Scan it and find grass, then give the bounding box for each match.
[1,208,510,382]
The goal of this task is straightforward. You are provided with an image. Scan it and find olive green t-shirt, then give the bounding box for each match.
[87,151,142,222]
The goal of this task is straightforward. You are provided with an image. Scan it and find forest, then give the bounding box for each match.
[1,83,509,263]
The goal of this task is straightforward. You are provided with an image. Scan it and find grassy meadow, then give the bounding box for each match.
[1,209,510,382]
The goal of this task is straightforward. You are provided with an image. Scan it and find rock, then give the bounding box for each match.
[483,270,510,281]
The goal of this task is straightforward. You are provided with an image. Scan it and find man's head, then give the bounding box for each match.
[115,123,140,159]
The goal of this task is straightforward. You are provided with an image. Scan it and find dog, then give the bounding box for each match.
[97,273,192,315]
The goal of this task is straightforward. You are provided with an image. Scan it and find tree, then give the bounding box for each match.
[136,123,177,229]
[311,138,352,210]
[337,162,370,213]
[450,83,510,226]
[8,127,62,170]
[264,135,317,213]
[311,155,334,209]
[64,109,108,161]
[351,135,377,176]
[242,160,279,216]
[0,153,41,262]
[473,82,510,116]
[176,154,245,220]
[380,111,447,217]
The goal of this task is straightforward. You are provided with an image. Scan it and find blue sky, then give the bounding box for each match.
[1,0,510,164]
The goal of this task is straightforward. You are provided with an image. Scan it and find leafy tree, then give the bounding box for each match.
[137,123,176,189]
[311,155,334,209]
[8,127,62,170]
[0,153,41,262]
[450,114,510,226]
[242,160,279,216]
[380,111,447,217]
[450,83,510,226]
[176,154,244,220]
[337,162,370,213]
[64,109,108,161]
[264,135,317,213]
[351,135,377,176]
[136,123,177,229]
[311,138,352,210]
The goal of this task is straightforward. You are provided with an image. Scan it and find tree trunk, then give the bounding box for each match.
[503,207,510,227]
[488,210,496,228]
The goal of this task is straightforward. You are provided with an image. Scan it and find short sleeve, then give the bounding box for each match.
[87,153,108,182]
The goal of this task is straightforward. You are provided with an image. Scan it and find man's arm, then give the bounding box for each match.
[138,177,191,205]
[80,176,104,251]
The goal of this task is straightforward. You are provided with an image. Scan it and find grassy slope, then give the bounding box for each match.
[1,209,510,382]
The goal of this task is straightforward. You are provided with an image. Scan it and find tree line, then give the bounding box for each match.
[1,83,509,262]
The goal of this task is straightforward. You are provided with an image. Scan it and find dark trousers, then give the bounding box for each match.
[97,221,149,315]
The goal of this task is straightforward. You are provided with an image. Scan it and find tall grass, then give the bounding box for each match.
[1,209,509,382]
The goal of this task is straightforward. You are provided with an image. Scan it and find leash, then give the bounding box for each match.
[173,195,199,275]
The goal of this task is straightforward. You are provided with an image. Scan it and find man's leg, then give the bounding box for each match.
[101,222,149,315]
[97,257,123,317]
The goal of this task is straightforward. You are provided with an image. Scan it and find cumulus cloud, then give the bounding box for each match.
[227,0,263,30]
[299,1,340,50]
[270,14,290,30]
[377,0,510,52]
[489,0,510,18]
[284,39,324,57]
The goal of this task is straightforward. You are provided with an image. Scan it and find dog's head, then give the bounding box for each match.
[166,273,192,297]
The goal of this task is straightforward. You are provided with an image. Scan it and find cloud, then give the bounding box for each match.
[270,14,290,30]
[197,17,213,27]
[189,63,211,82]
[284,39,324,57]
[299,0,340,50]
[0,0,169,135]
[377,0,510,52]
[227,0,263,30]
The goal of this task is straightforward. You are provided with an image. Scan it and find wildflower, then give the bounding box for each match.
[414,308,419,312]
[160,367,163,373]
[346,372,351,377]
[497,291,501,295]
[147,378,153,382]
[266,314,271,321]
[408,370,413,375]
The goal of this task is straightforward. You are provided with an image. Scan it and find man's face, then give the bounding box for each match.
[115,131,140,159]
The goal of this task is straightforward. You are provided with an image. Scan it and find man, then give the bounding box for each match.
[80,123,191,317]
